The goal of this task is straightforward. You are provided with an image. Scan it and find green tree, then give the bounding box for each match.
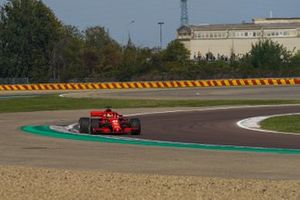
[291,51,300,66]
[113,40,137,81]
[249,39,292,70]
[0,0,62,82]
[83,26,122,79]
[50,25,85,82]
[163,40,190,64]
[161,40,190,77]
[85,26,113,49]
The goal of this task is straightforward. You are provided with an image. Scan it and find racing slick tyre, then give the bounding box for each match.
[79,117,90,134]
[90,118,100,134]
[130,118,141,135]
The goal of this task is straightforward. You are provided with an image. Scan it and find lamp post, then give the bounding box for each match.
[122,20,135,45]
[158,22,164,49]
[126,20,135,44]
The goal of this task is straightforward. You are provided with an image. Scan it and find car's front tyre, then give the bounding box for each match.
[130,118,141,135]
[90,118,100,134]
[79,117,90,134]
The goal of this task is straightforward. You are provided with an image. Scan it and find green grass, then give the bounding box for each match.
[260,115,300,134]
[0,95,300,113]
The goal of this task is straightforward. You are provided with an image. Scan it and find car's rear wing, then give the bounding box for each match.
[90,111,105,117]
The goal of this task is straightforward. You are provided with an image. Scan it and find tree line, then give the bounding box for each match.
[1,0,300,83]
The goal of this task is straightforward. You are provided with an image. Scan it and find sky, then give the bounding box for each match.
[1,0,299,48]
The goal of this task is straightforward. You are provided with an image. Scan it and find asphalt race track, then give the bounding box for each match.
[124,106,300,149]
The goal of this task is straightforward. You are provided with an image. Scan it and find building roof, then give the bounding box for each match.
[178,18,300,32]
[254,17,300,24]
[186,23,300,31]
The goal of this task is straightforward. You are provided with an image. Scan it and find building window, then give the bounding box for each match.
[291,31,297,36]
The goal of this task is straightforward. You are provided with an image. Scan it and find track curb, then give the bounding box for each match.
[237,113,300,136]
[21,125,300,155]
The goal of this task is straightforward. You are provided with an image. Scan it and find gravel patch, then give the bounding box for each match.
[0,165,299,200]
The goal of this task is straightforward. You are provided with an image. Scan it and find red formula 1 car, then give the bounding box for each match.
[78,108,141,135]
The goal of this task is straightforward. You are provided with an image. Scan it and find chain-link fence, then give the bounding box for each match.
[0,78,29,84]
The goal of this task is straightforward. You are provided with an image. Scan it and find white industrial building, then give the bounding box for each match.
[177,18,300,59]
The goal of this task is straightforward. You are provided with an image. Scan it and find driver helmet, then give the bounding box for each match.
[106,108,112,112]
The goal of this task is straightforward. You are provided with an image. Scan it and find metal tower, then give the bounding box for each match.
[180,0,189,26]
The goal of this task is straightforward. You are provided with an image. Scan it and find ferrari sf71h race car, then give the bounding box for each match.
[78,108,141,135]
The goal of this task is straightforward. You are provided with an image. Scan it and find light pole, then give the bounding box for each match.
[122,20,135,45]
[127,20,135,40]
[158,22,164,49]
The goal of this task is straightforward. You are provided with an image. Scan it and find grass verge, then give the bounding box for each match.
[0,95,300,113]
[260,115,300,134]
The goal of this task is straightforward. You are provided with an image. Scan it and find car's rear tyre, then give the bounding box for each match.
[79,117,90,134]
[130,118,141,135]
[90,118,100,134]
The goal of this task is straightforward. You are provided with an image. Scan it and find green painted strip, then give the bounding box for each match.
[21,125,300,155]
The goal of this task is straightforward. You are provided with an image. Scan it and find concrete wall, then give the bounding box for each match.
[186,37,300,59]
